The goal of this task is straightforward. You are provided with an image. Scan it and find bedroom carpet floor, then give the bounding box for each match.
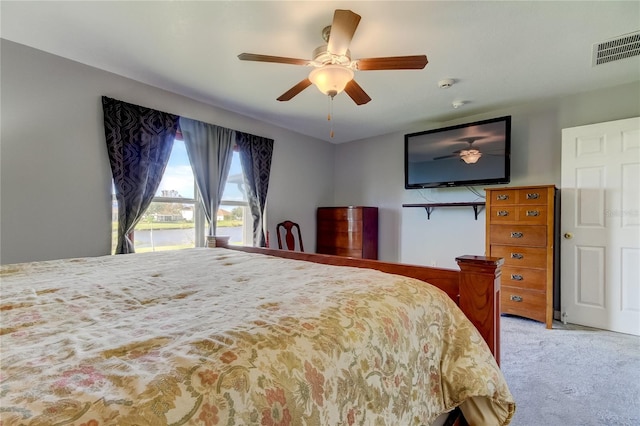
[500,315,640,426]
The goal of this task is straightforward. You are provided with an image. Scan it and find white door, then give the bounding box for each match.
[561,117,640,336]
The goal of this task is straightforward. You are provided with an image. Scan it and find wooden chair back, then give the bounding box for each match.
[276,220,304,252]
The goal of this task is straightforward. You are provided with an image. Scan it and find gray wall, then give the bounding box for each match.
[334,82,640,268]
[1,40,334,264]
[3,39,639,268]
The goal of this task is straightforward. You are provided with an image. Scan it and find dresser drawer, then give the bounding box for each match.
[317,219,362,233]
[501,286,547,323]
[490,206,518,222]
[316,246,363,258]
[490,245,548,269]
[489,189,517,205]
[516,206,548,224]
[317,229,363,250]
[502,266,547,291]
[317,207,363,221]
[516,188,549,205]
[490,224,547,247]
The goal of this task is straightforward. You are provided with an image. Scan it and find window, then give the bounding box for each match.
[110,140,198,253]
[111,141,252,253]
[217,150,253,246]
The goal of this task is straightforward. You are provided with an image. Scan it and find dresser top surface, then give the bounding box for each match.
[318,206,378,209]
[484,184,557,191]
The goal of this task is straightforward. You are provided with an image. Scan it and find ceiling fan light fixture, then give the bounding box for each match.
[309,65,354,97]
[460,149,482,164]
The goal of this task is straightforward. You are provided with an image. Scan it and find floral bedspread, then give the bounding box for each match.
[0,248,514,425]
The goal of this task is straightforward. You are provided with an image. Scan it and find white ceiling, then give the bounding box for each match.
[2,1,639,143]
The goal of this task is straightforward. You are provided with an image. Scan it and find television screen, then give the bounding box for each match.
[404,116,511,189]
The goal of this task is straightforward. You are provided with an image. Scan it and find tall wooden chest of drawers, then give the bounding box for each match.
[485,185,558,328]
[316,206,378,259]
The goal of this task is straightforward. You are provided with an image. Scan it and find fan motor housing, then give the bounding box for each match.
[313,45,351,66]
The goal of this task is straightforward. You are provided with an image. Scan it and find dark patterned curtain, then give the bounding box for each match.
[102,96,179,254]
[236,132,274,247]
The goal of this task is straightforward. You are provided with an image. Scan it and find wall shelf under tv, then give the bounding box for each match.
[402,202,486,220]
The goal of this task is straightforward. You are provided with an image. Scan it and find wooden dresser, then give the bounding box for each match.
[316,206,378,259]
[485,185,558,328]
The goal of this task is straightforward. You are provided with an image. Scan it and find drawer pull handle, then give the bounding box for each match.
[511,232,524,238]
[510,295,523,302]
[526,210,540,217]
[526,193,540,200]
[497,194,509,201]
[511,253,524,259]
[511,274,524,281]
[497,210,510,216]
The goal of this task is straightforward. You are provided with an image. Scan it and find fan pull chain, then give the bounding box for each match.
[328,95,335,138]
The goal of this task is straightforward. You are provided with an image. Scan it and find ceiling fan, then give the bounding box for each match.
[238,9,428,105]
[434,136,503,164]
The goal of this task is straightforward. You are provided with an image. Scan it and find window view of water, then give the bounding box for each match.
[133,226,244,251]
[112,140,251,253]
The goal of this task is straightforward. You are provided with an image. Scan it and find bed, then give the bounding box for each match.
[0,247,514,425]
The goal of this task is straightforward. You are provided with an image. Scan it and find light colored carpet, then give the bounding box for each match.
[500,315,640,426]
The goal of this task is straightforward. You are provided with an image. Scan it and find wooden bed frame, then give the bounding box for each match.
[225,246,504,365]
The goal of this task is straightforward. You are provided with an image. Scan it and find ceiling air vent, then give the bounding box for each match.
[592,31,640,66]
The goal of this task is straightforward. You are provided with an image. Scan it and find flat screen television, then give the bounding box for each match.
[404,116,511,189]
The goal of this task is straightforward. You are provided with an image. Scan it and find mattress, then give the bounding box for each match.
[0,248,514,425]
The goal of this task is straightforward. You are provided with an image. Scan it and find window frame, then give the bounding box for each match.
[112,139,252,252]
[216,146,252,246]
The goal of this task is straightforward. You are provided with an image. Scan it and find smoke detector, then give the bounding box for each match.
[438,79,455,89]
[452,100,466,109]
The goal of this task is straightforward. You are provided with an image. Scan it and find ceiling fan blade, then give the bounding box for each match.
[433,154,458,160]
[356,55,428,70]
[277,79,313,102]
[344,80,372,105]
[238,53,310,66]
[327,9,361,56]
[456,136,488,144]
